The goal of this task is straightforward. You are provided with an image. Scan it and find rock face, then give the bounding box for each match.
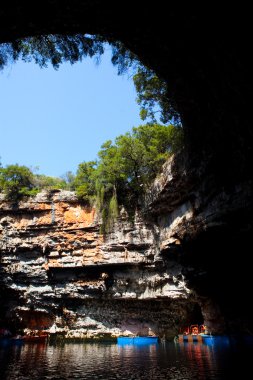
[0,188,200,340]
[146,154,253,335]
[1,151,253,338]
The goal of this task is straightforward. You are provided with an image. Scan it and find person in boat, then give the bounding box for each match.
[191,325,199,335]
[199,324,208,334]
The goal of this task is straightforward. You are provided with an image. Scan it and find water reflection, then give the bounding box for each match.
[1,339,253,379]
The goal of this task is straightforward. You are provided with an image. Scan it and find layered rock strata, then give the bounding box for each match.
[1,150,252,337]
[0,189,197,340]
[146,155,253,334]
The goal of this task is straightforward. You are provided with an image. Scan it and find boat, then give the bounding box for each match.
[9,335,24,344]
[117,336,158,345]
[23,334,48,343]
[200,334,230,344]
[178,324,211,343]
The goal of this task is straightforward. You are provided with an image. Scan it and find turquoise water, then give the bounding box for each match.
[0,338,252,379]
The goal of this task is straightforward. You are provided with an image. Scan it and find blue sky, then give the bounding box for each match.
[0,49,142,177]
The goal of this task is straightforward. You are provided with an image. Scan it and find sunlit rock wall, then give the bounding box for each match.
[2,150,251,337]
[0,189,196,340]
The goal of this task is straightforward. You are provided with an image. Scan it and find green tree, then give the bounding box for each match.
[97,141,125,190]
[133,67,180,125]
[0,164,36,201]
[0,34,105,70]
[95,123,183,223]
[33,174,68,190]
[60,171,76,190]
[68,124,182,232]
[115,123,183,193]
[74,161,97,203]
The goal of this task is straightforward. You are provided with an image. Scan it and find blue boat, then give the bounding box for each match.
[201,335,230,345]
[117,336,158,345]
[201,334,214,340]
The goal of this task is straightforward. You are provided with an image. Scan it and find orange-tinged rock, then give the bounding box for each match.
[83,251,97,258]
[48,259,62,267]
[0,191,105,269]
[63,206,95,225]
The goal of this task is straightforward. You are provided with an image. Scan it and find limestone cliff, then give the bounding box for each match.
[145,154,253,334]
[0,187,198,340]
[1,151,252,338]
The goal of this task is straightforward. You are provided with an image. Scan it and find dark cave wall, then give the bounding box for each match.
[182,228,253,335]
[146,155,253,335]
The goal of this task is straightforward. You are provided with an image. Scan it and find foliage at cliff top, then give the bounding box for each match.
[0,163,70,202]
[0,123,182,209]
[76,123,182,232]
[0,164,36,201]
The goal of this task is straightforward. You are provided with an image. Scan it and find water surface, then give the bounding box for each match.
[1,338,252,379]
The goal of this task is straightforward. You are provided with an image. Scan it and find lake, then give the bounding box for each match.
[1,337,252,379]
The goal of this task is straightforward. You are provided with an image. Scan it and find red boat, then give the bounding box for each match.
[23,334,48,343]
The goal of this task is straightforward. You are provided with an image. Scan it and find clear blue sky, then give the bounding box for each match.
[0,49,142,177]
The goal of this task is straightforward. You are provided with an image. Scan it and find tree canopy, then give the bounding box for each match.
[0,35,105,70]
[73,161,97,203]
[73,123,183,231]
[98,123,182,196]
[133,67,180,125]
[0,123,182,232]
[0,164,74,201]
[0,164,36,201]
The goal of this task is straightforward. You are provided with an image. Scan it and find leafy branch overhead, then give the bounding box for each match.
[0,35,180,125]
[0,123,182,209]
[133,67,180,125]
[0,35,105,70]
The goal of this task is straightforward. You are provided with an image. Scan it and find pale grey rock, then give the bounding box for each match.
[0,164,211,339]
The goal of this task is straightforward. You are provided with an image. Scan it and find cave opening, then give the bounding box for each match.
[1,5,253,380]
[0,3,252,340]
[0,43,143,177]
[0,33,183,203]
